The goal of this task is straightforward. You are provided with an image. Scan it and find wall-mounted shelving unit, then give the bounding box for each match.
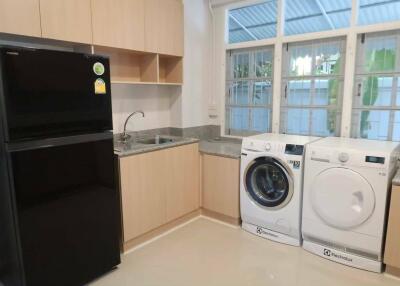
[93,46,183,86]
[159,55,183,84]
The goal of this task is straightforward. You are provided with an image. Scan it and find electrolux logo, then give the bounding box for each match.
[256,226,278,238]
[323,248,353,262]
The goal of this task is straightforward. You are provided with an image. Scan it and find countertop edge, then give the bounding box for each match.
[114,139,200,157]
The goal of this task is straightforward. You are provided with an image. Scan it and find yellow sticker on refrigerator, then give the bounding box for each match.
[94,78,106,94]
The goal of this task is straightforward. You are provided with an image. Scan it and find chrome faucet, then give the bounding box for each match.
[120,111,145,142]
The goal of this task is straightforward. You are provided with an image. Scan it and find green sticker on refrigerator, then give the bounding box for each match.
[93,62,105,76]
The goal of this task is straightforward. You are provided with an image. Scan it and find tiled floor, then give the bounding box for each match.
[91,217,400,286]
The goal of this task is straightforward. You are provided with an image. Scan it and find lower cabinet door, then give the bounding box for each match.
[119,143,200,242]
[119,149,169,242]
[201,154,240,219]
[384,185,400,271]
[166,144,200,221]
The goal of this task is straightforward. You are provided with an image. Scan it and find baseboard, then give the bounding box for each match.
[201,208,241,226]
[123,209,201,252]
[386,265,400,278]
[123,208,241,253]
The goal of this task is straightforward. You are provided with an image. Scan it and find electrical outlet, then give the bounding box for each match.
[208,105,218,118]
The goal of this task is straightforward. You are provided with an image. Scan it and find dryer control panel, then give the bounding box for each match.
[308,147,390,169]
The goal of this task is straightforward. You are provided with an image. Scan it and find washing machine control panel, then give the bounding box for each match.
[242,140,286,153]
[285,144,304,156]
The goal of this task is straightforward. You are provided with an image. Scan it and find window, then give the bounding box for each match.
[285,0,351,36]
[226,47,274,136]
[351,31,400,141]
[228,1,277,44]
[358,0,400,26]
[281,38,346,136]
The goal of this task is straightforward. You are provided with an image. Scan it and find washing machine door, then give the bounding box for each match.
[310,167,375,230]
[244,157,294,210]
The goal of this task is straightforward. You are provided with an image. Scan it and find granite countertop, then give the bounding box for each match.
[113,132,242,159]
[393,168,400,186]
[114,134,199,157]
[199,138,242,159]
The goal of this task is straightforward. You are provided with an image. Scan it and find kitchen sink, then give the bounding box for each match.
[137,136,175,145]
[114,135,180,153]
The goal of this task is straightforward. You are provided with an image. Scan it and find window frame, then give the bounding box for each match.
[351,30,400,141]
[214,0,400,139]
[280,37,346,137]
[225,46,275,136]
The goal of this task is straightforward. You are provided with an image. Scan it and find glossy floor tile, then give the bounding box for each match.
[90,217,400,286]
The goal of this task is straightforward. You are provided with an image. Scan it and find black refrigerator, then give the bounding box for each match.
[0,46,121,286]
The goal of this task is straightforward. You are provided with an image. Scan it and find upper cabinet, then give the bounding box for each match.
[0,0,41,37]
[40,0,92,44]
[91,0,145,51]
[145,0,184,56]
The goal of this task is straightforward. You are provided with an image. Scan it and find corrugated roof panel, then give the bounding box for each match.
[318,0,352,12]
[285,0,351,35]
[229,29,255,44]
[359,0,400,25]
[226,0,400,42]
[328,11,352,29]
[230,1,277,25]
[228,0,277,44]
[248,24,277,40]
[285,15,331,35]
[228,18,241,30]
[285,0,320,19]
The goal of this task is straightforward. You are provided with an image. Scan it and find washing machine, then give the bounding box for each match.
[240,133,321,246]
[302,137,400,272]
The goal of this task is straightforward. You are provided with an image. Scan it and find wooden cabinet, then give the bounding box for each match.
[119,143,200,243]
[201,154,240,219]
[119,148,168,241]
[0,0,41,37]
[167,144,200,221]
[384,184,400,277]
[145,0,184,56]
[91,0,145,51]
[40,0,92,44]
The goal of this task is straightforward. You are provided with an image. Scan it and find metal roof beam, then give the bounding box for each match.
[314,0,335,29]
[229,14,259,40]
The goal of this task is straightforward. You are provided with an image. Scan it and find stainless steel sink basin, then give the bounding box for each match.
[114,135,179,153]
[137,136,175,145]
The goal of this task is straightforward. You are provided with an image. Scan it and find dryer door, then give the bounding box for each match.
[244,157,294,210]
[310,167,375,230]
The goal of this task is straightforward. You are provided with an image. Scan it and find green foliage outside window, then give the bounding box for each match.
[360,48,396,138]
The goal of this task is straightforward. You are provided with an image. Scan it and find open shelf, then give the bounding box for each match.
[93,46,159,83]
[111,81,182,86]
[158,55,183,84]
[93,46,183,86]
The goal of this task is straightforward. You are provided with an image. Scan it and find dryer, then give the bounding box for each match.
[240,133,320,246]
[302,137,400,272]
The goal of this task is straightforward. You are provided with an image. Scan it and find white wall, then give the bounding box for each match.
[174,0,219,128]
[112,0,219,133]
[111,84,175,133]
